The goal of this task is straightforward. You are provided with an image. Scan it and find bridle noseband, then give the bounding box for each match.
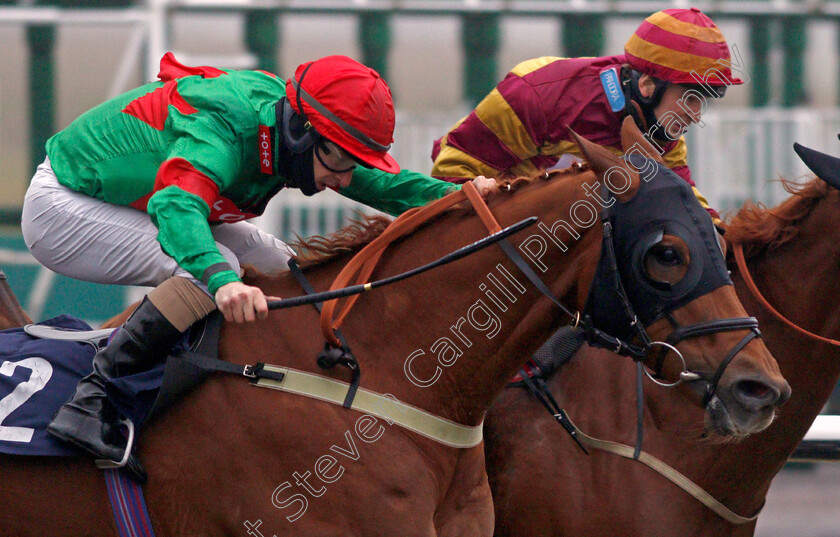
[659,315,761,405]
[498,185,761,404]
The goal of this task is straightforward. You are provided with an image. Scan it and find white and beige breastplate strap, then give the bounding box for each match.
[251,364,484,449]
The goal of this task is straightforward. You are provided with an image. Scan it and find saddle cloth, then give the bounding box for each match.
[0,315,98,456]
[0,313,219,457]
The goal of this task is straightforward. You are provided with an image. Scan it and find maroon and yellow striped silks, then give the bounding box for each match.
[625,8,743,86]
[431,55,695,186]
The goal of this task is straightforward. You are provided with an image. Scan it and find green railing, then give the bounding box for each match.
[1,0,832,187]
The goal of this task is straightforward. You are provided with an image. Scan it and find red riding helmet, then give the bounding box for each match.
[624,7,743,87]
[285,55,400,173]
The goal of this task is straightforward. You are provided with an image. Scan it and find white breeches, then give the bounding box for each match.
[21,159,293,291]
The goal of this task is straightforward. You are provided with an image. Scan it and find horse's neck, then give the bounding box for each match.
[0,274,31,329]
[696,208,840,517]
[745,240,840,407]
[238,174,601,428]
[733,231,840,434]
[417,176,601,424]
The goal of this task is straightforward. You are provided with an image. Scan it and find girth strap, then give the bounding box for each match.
[171,349,286,383]
[251,364,483,448]
[162,349,483,448]
[104,468,157,537]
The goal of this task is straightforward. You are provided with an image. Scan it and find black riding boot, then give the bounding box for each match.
[46,297,182,483]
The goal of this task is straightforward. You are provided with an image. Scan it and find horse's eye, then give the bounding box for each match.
[642,235,690,290]
[651,246,681,266]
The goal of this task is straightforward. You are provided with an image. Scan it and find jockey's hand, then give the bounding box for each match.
[215,281,274,323]
[471,175,497,197]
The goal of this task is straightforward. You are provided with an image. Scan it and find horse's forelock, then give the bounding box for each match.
[725,178,833,257]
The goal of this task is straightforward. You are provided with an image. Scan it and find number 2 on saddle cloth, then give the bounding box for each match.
[0,313,211,457]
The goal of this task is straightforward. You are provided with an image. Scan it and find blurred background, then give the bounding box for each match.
[0,2,838,534]
[3,0,840,321]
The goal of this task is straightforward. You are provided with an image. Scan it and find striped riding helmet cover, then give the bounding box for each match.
[624,8,743,87]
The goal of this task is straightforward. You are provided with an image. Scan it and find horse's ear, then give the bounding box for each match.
[569,127,640,202]
[794,142,840,191]
[620,116,665,165]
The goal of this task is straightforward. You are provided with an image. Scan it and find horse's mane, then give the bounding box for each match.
[725,178,834,258]
[292,214,393,268]
[291,169,577,269]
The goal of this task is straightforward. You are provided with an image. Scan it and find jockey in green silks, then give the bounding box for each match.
[22,53,494,483]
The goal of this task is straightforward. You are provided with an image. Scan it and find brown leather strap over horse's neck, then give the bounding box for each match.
[320,182,503,347]
[734,242,840,347]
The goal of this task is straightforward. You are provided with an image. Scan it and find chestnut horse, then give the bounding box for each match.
[0,269,31,330]
[484,162,840,536]
[0,123,787,536]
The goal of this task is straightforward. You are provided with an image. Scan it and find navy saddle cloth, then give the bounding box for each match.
[0,314,217,457]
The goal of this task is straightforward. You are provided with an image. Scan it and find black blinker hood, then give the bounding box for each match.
[794,141,840,191]
[583,153,732,341]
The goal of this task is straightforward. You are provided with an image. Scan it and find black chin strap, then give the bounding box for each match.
[275,102,319,196]
[622,67,670,143]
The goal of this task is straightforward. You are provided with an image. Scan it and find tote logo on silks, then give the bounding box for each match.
[258,125,274,175]
[600,68,625,112]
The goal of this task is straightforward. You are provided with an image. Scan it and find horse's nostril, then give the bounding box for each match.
[734,379,779,407]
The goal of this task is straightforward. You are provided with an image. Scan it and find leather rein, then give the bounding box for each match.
[316,181,662,375]
[734,242,840,347]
